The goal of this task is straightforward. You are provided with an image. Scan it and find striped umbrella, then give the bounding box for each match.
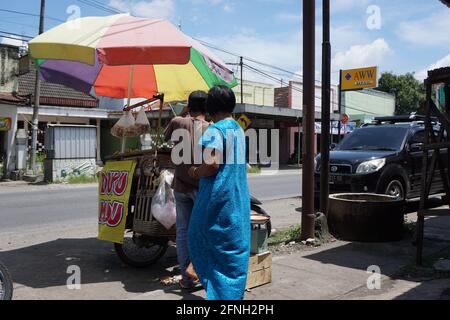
[29,14,237,103]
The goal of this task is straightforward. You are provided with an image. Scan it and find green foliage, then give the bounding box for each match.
[66,175,97,184]
[247,165,261,174]
[36,152,46,163]
[268,225,302,246]
[377,72,426,115]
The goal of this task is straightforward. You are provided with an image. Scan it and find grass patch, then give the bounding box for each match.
[66,175,97,184]
[247,165,261,174]
[268,225,302,246]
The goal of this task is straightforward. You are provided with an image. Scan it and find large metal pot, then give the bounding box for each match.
[328,193,405,242]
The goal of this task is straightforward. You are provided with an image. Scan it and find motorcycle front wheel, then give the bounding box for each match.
[114,232,169,268]
[0,261,13,300]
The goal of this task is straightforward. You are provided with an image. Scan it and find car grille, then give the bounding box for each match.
[317,164,352,174]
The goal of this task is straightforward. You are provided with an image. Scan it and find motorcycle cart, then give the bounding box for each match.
[105,148,176,267]
[103,148,272,268]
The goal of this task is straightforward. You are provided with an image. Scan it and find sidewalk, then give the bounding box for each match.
[134,198,450,300]
[2,196,450,300]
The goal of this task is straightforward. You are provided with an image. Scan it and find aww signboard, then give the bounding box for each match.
[341,66,378,91]
[98,160,136,244]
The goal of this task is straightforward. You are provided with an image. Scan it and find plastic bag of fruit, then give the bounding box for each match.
[111,111,139,137]
[135,108,150,135]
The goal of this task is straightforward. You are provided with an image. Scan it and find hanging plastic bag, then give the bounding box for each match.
[111,111,139,137]
[135,108,150,135]
[151,170,176,230]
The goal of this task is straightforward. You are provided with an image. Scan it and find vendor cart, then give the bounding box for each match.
[28,13,272,269]
[103,147,177,267]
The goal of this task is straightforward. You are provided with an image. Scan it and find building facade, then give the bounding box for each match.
[0,44,107,178]
[342,88,395,124]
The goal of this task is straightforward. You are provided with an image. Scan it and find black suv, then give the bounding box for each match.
[314,116,446,201]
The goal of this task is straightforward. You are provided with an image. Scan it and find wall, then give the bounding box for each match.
[289,80,338,113]
[0,104,18,175]
[342,89,395,122]
[0,45,19,94]
[233,80,275,107]
[274,87,289,108]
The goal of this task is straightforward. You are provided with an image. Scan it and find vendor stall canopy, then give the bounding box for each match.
[29,14,237,102]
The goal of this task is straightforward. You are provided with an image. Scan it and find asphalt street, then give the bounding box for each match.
[0,171,301,233]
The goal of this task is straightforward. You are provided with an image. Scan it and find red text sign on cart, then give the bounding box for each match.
[98,160,136,244]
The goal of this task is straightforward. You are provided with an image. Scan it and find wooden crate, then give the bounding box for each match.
[246,252,272,290]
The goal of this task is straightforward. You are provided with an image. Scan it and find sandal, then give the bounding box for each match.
[179,279,195,291]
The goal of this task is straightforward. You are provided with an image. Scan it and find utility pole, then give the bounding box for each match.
[240,56,244,104]
[320,0,331,216]
[30,0,45,172]
[301,0,316,240]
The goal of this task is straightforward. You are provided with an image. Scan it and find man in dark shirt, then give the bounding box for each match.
[164,91,209,290]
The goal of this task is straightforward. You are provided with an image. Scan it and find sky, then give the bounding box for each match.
[0,0,449,85]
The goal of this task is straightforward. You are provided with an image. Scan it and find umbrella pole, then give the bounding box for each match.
[122,65,135,153]
[154,93,165,157]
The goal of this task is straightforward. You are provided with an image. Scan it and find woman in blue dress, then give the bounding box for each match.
[187,85,251,300]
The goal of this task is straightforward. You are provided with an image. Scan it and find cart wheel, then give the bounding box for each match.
[0,261,13,300]
[114,233,169,268]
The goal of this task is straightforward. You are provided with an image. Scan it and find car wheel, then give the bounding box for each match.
[384,179,405,200]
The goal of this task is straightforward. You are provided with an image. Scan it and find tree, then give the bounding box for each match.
[377,72,426,115]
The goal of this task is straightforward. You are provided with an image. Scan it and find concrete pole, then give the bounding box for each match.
[320,0,331,216]
[301,0,316,240]
[30,0,45,172]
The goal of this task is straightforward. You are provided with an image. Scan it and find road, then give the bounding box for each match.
[0,171,301,233]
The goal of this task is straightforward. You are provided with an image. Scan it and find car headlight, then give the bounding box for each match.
[356,158,386,174]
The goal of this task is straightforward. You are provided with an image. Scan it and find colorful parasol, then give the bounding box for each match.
[29,14,237,102]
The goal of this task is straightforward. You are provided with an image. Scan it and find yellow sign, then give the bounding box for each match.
[341,66,378,91]
[237,114,251,131]
[0,117,12,132]
[98,160,136,244]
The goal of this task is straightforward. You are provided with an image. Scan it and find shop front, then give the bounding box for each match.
[233,103,339,166]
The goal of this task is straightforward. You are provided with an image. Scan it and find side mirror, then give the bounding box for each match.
[330,143,337,150]
[409,143,423,152]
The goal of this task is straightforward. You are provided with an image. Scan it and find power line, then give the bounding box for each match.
[0,8,64,22]
[89,0,124,12]
[75,0,122,14]
[0,19,39,29]
[244,62,373,115]
[195,37,331,85]
[0,30,33,39]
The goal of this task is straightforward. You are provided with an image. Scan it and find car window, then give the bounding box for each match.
[410,131,425,144]
[338,126,409,151]
[410,130,441,144]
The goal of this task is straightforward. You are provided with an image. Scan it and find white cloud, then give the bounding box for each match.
[108,0,175,19]
[223,3,233,13]
[198,32,302,85]
[397,10,450,47]
[332,38,393,71]
[416,54,450,81]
